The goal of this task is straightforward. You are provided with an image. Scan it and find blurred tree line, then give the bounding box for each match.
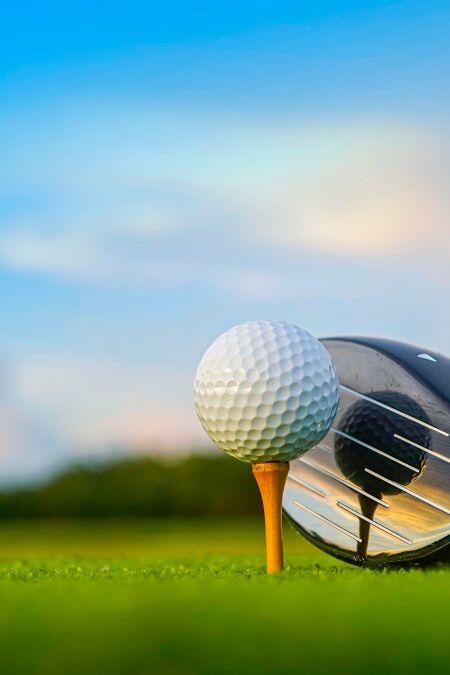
[0,455,261,518]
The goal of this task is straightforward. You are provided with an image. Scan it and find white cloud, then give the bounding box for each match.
[0,364,63,484]
[0,229,102,280]
[79,406,205,454]
[14,357,205,455]
[218,269,280,302]
[244,122,449,262]
[0,102,448,292]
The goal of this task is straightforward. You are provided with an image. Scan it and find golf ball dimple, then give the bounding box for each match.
[194,320,340,463]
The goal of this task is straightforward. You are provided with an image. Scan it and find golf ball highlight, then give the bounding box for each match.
[194,320,340,462]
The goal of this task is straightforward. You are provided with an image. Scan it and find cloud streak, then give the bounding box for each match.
[0,102,448,292]
[14,356,205,455]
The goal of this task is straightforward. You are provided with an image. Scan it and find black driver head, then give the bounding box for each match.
[283,337,450,567]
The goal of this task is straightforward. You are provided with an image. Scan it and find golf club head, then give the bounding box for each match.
[283,337,450,567]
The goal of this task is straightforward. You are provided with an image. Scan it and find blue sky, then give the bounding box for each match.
[0,1,449,482]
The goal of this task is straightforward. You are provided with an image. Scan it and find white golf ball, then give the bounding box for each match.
[194,320,339,463]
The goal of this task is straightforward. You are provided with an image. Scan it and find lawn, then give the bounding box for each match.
[0,519,447,674]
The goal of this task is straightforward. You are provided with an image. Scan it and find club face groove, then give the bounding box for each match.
[283,337,450,567]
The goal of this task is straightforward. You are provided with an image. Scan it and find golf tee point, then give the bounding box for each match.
[252,462,290,574]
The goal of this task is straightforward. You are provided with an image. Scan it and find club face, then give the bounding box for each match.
[283,337,450,567]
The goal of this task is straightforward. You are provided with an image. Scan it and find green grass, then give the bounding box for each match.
[0,520,447,674]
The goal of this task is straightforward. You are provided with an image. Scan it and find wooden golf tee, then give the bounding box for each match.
[252,462,290,574]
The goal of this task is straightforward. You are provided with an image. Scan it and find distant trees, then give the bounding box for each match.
[0,454,261,518]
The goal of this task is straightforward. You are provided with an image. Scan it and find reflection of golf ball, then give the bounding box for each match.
[194,320,339,463]
[335,392,429,495]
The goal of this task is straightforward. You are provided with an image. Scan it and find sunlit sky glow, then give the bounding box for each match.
[0,1,449,482]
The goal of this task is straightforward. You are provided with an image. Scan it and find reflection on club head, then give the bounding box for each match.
[335,392,430,560]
